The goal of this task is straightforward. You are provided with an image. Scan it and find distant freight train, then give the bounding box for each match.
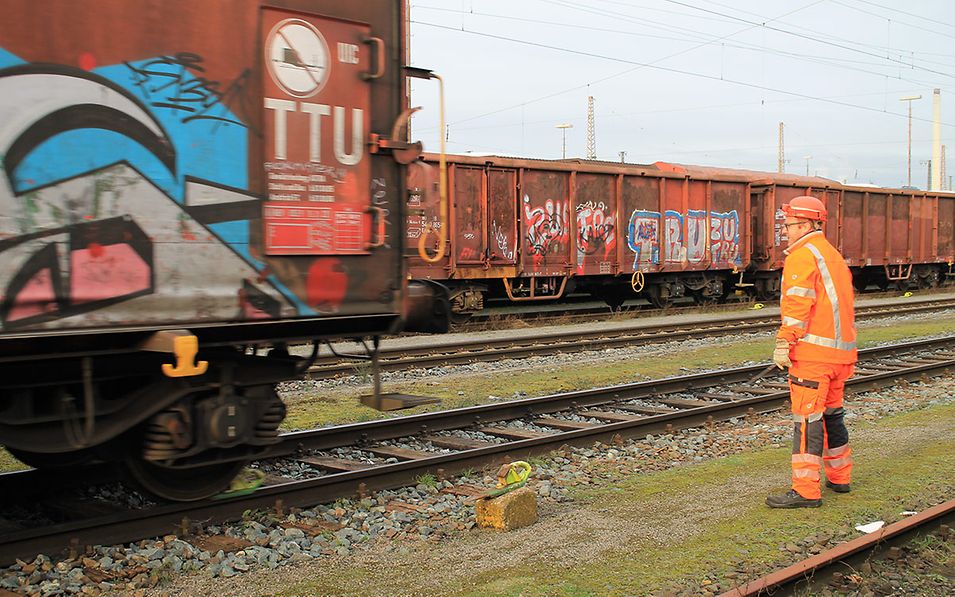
[406,154,955,319]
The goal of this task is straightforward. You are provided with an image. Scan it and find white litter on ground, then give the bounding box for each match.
[855,521,886,533]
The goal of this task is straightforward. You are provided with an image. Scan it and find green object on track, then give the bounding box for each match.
[484,479,528,499]
[213,467,266,500]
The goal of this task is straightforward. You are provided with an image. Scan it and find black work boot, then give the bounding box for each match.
[826,479,851,493]
[766,489,822,508]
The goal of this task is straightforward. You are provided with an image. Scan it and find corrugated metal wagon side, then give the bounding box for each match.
[844,186,955,290]
[406,155,757,314]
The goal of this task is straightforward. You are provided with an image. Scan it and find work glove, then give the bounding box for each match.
[773,337,792,370]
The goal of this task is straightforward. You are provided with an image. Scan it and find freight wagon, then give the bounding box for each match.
[407,154,955,319]
[742,170,955,296]
[0,0,435,500]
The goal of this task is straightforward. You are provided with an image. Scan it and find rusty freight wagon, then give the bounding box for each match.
[0,0,433,500]
[721,168,955,296]
[823,183,955,290]
[407,154,754,315]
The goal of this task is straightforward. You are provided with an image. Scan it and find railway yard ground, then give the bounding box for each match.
[2,293,955,596]
[150,390,955,597]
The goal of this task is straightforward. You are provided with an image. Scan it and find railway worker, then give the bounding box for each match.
[766,195,857,509]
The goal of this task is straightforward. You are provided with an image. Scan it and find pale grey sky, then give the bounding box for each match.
[408,0,955,188]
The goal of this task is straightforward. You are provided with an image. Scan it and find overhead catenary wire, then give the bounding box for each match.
[686,0,955,55]
[845,0,955,31]
[412,2,951,134]
[657,0,955,80]
[412,20,955,130]
[829,0,955,41]
[415,3,950,74]
[435,94,935,134]
[413,0,827,128]
[552,0,955,68]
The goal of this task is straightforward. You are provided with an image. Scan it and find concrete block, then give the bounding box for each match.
[475,486,538,531]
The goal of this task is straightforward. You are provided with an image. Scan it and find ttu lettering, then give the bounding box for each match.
[264,98,363,165]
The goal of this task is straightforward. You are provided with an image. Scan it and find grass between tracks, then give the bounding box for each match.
[283,400,955,596]
[279,314,955,430]
[0,449,27,473]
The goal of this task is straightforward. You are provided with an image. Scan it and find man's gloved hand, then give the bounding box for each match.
[773,337,792,369]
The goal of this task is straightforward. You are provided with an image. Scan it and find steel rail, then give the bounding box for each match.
[0,336,952,565]
[463,298,755,328]
[307,298,955,378]
[464,288,955,329]
[720,498,955,596]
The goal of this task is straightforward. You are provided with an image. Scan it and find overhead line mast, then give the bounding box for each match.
[778,122,785,173]
[933,89,943,190]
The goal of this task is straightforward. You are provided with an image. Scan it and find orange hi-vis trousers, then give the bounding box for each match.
[789,360,854,500]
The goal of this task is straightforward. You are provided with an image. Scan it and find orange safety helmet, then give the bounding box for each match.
[782,195,827,221]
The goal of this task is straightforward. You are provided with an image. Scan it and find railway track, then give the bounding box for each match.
[722,498,955,596]
[1,336,954,565]
[461,288,955,330]
[309,296,955,379]
[460,296,749,329]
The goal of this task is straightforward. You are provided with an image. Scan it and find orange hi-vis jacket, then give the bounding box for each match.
[777,231,858,364]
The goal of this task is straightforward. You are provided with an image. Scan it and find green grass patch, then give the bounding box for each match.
[415,473,438,488]
[0,448,28,473]
[856,315,955,344]
[281,314,955,430]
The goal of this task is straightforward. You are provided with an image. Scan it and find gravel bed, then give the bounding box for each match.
[497,419,556,434]
[250,459,324,481]
[576,407,646,416]
[542,413,603,424]
[300,447,382,464]
[79,484,156,510]
[664,391,728,405]
[2,373,952,595]
[428,429,507,444]
[624,398,679,410]
[375,437,453,454]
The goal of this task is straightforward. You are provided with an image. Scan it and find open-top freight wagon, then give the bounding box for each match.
[407,154,955,318]
[0,0,436,500]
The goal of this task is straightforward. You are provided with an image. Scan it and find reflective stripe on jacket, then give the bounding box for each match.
[777,231,858,364]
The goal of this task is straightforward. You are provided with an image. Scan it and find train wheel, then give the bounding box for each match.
[919,269,941,289]
[647,288,671,309]
[691,290,719,306]
[125,457,246,502]
[851,272,868,293]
